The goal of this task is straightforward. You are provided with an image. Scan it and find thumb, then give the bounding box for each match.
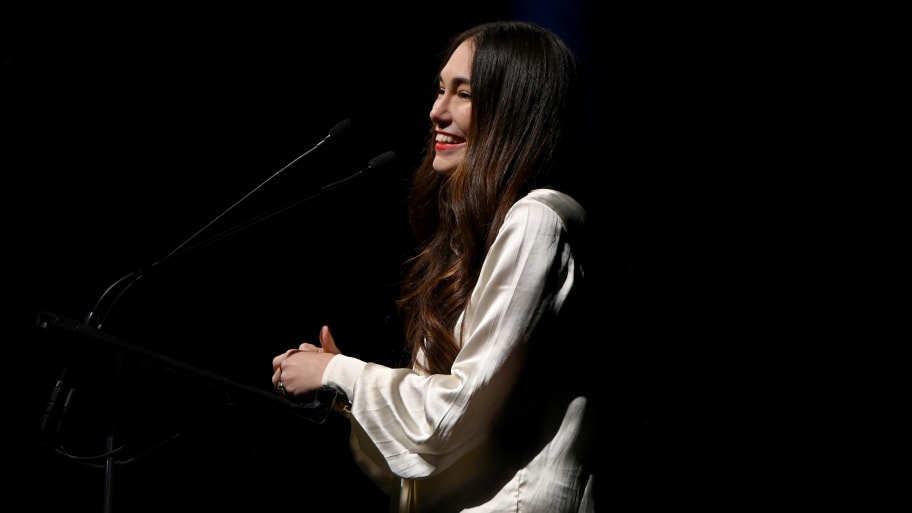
[319,325,342,355]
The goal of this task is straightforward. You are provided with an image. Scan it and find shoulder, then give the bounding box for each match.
[508,188,588,234]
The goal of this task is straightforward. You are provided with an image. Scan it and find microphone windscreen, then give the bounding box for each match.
[328,118,353,138]
[367,151,397,170]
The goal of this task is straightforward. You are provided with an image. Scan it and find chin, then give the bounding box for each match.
[432,159,459,175]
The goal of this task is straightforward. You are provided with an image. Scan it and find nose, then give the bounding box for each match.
[430,95,451,126]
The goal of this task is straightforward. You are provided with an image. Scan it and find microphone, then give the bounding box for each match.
[178,150,398,252]
[162,117,352,262]
[326,118,353,138]
[316,150,397,191]
[84,118,353,329]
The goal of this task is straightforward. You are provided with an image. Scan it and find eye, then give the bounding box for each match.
[458,89,472,100]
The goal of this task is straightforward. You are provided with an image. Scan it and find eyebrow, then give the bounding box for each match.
[437,75,472,87]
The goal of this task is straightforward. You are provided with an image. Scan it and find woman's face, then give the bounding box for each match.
[430,39,474,175]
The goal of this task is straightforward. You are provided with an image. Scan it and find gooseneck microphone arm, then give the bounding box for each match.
[84,118,353,329]
[163,118,353,263]
[170,150,399,258]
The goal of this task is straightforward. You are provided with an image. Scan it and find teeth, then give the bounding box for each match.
[436,134,461,144]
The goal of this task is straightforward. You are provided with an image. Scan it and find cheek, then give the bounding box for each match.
[455,105,472,126]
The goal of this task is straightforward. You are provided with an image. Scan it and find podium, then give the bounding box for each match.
[33,310,340,513]
[35,310,339,422]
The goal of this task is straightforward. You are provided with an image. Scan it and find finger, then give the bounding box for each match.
[319,325,341,354]
[297,342,322,352]
[272,348,301,369]
[272,368,282,388]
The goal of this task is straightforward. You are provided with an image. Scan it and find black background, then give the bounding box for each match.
[2,2,826,511]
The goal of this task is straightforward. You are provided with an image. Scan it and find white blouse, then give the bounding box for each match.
[323,189,594,513]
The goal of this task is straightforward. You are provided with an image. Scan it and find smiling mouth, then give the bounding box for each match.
[435,132,465,152]
[435,133,465,144]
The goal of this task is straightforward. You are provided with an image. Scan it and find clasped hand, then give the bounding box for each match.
[272,325,340,400]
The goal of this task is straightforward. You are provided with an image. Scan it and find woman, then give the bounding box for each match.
[272,20,595,512]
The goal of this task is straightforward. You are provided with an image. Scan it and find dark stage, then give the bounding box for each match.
[3,3,813,511]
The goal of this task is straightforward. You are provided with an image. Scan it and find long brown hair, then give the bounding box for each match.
[397,21,587,374]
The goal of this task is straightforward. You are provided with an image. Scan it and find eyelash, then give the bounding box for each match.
[437,86,472,99]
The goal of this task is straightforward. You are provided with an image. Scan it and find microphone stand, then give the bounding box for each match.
[103,352,122,513]
[85,118,353,331]
[51,119,367,513]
